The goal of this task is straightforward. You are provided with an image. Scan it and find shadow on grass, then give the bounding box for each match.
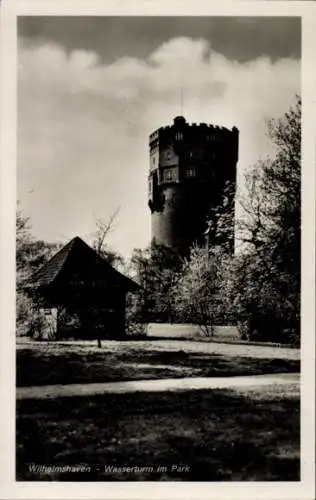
[16,348,300,387]
[16,387,300,481]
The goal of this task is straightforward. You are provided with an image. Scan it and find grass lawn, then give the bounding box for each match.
[16,340,300,387]
[16,383,300,481]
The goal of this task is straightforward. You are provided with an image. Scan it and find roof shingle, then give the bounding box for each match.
[29,236,138,291]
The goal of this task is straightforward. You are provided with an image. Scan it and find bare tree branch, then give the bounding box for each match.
[93,206,121,255]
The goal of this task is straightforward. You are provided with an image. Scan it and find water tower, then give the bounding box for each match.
[148,116,239,255]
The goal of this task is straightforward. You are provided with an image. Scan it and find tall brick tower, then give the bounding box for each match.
[148,116,239,255]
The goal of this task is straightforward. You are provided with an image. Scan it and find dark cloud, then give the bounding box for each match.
[18,16,301,63]
[17,16,301,256]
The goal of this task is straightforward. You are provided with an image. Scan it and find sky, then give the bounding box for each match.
[17,16,301,260]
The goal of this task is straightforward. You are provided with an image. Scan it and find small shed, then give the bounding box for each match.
[26,236,139,340]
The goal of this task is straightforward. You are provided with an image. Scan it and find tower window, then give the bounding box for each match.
[185,167,195,178]
[150,154,157,170]
[163,167,177,182]
[175,132,183,141]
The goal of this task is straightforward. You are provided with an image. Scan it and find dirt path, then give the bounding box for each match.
[16,372,300,400]
[16,338,300,360]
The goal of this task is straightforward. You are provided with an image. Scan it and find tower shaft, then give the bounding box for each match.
[148,116,239,255]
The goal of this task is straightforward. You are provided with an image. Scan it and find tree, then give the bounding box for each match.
[205,180,236,254]
[91,207,124,269]
[16,208,61,337]
[233,96,301,343]
[172,245,232,336]
[16,209,61,286]
[90,208,126,346]
[130,242,183,324]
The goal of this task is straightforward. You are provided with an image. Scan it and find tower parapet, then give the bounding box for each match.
[148,116,238,255]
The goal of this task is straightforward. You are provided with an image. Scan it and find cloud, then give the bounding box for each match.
[18,37,300,258]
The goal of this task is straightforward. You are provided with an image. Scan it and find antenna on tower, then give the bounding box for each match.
[180,87,184,116]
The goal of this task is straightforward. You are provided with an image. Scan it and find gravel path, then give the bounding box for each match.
[16,372,300,400]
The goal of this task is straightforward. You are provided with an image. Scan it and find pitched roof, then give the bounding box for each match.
[29,236,139,291]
